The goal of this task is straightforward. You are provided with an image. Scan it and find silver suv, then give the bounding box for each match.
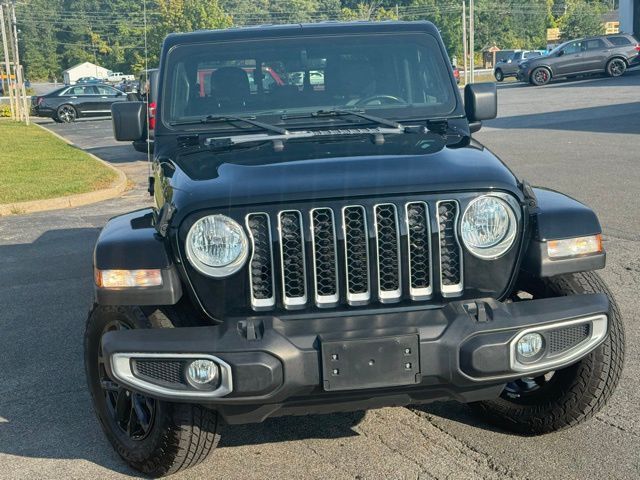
[518,34,640,86]
[494,50,545,82]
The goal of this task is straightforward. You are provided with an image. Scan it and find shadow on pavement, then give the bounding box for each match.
[86,145,148,164]
[485,102,640,134]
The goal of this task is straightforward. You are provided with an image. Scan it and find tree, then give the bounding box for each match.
[558,0,605,40]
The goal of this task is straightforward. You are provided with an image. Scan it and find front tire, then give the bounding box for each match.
[84,305,221,477]
[606,58,627,77]
[530,67,551,86]
[472,272,625,435]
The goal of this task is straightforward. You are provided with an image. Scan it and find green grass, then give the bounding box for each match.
[0,121,118,204]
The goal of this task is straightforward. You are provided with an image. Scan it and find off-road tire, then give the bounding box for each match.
[84,305,221,477]
[494,69,504,82]
[530,67,551,86]
[606,58,627,77]
[472,271,625,435]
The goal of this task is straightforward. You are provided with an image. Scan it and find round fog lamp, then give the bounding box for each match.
[186,359,220,387]
[516,333,544,359]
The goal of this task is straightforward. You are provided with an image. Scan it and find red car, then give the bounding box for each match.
[452,64,460,84]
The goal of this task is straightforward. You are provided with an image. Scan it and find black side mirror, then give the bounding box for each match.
[112,101,145,141]
[557,50,564,57]
[464,82,497,133]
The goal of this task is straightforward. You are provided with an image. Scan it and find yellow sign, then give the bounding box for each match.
[547,28,561,41]
[605,22,620,34]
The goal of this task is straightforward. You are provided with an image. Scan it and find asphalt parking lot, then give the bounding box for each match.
[1,71,639,480]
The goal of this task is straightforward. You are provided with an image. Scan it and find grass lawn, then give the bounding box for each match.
[0,121,117,204]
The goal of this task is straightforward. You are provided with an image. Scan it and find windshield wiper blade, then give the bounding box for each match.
[170,114,288,135]
[282,108,403,130]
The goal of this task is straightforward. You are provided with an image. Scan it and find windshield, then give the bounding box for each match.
[163,33,457,129]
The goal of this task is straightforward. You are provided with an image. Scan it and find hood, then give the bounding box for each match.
[168,142,521,223]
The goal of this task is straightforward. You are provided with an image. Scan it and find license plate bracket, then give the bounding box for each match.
[321,334,420,391]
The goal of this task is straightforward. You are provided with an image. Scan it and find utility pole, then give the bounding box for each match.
[9,0,28,124]
[0,4,16,120]
[462,1,468,85]
[469,0,475,83]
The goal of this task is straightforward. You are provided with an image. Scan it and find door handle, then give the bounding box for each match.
[101,96,108,98]
[70,96,77,99]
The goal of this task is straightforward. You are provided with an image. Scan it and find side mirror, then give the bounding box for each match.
[112,101,145,141]
[464,82,497,133]
[557,50,564,57]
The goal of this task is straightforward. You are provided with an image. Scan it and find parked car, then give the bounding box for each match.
[518,34,640,85]
[32,83,126,123]
[93,21,623,477]
[494,50,545,81]
[130,68,158,153]
[452,64,460,84]
[76,76,103,84]
[107,71,135,83]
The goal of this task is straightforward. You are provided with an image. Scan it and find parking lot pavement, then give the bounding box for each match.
[1,72,639,479]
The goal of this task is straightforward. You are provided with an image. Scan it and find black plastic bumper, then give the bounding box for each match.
[102,293,609,424]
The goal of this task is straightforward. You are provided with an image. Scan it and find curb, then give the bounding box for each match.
[0,122,128,216]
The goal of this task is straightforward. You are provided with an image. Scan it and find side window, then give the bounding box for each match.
[81,86,97,95]
[607,36,631,46]
[586,39,605,50]
[563,42,582,54]
[96,85,118,95]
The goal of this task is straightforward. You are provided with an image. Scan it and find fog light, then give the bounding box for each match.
[186,359,220,388]
[517,333,544,359]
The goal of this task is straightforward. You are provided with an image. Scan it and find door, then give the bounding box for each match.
[554,41,585,75]
[59,85,96,115]
[95,85,126,115]
[583,38,608,71]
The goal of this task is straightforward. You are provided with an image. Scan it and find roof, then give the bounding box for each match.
[162,21,439,49]
[62,61,109,74]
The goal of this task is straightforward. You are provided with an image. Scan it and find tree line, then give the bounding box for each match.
[16,0,614,81]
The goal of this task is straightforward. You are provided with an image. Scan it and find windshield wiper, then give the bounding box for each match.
[170,114,288,135]
[282,108,403,130]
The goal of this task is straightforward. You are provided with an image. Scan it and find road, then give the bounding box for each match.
[1,72,639,480]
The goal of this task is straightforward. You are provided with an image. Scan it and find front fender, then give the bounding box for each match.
[94,208,182,305]
[521,188,605,277]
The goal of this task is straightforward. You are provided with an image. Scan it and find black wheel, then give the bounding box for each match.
[494,69,504,82]
[530,67,551,86]
[471,272,625,435]
[56,104,77,123]
[606,58,627,77]
[84,305,221,477]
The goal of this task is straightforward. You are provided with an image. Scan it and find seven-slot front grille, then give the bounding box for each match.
[246,200,464,311]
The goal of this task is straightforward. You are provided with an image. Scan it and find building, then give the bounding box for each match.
[62,62,110,85]
[620,0,639,35]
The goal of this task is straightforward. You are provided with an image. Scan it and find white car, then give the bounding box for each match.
[107,71,135,83]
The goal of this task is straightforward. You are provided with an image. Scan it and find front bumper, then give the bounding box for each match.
[102,293,609,424]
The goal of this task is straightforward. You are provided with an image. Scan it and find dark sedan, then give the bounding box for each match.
[32,84,126,123]
[518,34,640,85]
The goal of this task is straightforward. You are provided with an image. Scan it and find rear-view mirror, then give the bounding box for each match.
[112,101,145,141]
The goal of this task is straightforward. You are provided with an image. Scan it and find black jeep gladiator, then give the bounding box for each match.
[86,21,624,477]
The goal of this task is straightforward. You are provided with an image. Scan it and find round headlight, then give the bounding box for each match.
[461,195,517,259]
[185,214,248,277]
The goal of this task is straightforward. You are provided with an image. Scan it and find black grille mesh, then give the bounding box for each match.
[406,202,431,291]
[311,209,338,298]
[375,204,400,293]
[548,324,591,355]
[247,214,274,301]
[343,206,370,295]
[135,360,184,385]
[438,201,461,287]
[279,211,306,300]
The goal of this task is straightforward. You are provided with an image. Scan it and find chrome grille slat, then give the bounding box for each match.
[310,208,339,308]
[374,203,401,303]
[278,210,307,309]
[246,213,276,310]
[437,200,463,296]
[342,205,371,305]
[406,202,433,300]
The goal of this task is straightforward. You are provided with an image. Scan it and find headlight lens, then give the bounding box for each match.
[185,214,248,277]
[461,196,517,259]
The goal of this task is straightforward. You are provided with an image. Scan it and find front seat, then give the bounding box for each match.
[324,58,376,102]
[209,67,250,108]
